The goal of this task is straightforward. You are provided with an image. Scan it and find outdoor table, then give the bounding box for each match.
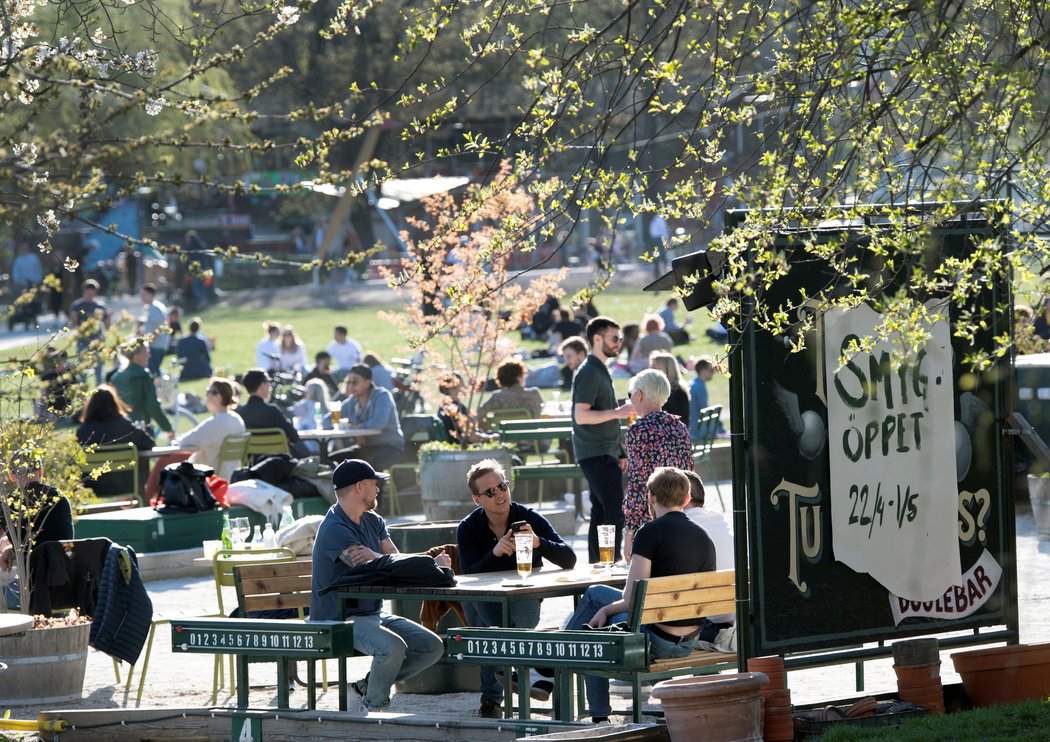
[0,613,33,637]
[541,401,572,417]
[336,565,628,719]
[298,427,380,464]
[140,444,197,459]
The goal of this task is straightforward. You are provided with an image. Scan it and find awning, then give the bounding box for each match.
[643,249,725,310]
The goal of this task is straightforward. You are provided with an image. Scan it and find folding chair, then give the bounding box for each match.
[692,405,725,509]
[79,442,143,513]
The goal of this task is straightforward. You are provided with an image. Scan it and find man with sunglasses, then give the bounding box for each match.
[572,316,635,564]
[457,458,577,718]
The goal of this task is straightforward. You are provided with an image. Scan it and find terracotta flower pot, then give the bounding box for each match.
[951,643,1050,706]
[892,638,940,666]
[748,655,786,690]
[651,672,768,742]
[894,661,942,692]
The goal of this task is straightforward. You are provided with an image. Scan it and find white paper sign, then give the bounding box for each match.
[824,302,960,600]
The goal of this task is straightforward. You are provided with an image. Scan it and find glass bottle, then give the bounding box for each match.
[220,513,233,550]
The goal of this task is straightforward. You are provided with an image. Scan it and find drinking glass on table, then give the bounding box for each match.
[329,401,342,427]
[514,533,534,586]
[229,517,251,547]
[597,525,616,569]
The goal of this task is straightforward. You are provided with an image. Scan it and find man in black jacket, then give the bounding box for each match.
[235,368,307,457]
[457,458,577,717]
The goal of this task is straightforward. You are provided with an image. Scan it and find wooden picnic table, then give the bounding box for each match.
[336,565,627,719]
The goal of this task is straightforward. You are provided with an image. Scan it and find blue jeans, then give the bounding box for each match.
[351,611,444,710]
[565,585,701,719]
[465,599,541,702]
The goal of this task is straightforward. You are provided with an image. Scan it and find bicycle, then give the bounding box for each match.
[391,353,427,415]
[155,356,200,432]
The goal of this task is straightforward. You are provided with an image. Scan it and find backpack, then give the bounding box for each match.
[156,461,217,513]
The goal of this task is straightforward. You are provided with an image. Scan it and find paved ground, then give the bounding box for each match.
[5,494,1048,726]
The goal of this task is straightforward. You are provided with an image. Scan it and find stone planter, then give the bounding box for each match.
[418,447,513,522]
[651,672,767,742]
[0,621,90,704]
[951,642,1050,707]
[1026,475,1050,539]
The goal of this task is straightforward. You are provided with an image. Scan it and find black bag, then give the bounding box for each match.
[157,461,217,513]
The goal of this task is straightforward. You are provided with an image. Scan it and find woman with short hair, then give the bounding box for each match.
[621,368,694,560]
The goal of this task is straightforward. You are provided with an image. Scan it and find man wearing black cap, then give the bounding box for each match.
[311,459,450,711]
[332,364,405,469]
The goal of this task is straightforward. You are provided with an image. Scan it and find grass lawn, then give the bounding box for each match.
[820,699,1050,741]
[183,286,731,412]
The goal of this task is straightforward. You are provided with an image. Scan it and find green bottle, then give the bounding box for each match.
[220,513,233,550]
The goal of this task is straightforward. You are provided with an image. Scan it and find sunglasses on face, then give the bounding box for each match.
[477,481,510,498]
[604,334,624,344]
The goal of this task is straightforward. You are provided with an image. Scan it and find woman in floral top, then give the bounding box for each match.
[622,368,695,559]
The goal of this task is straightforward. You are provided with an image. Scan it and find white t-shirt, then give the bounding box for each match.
[686,506,735,623]
[255,337,279,370]
[327,337,362,370]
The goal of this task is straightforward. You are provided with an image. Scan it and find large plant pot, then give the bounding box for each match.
[419,447,513,522]
[951,642,1050,707]
[1026,475,1050,539]
[651,672,767,742]
[0,621,90,704]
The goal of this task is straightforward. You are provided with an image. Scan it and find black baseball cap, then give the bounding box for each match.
[332,459,389,490]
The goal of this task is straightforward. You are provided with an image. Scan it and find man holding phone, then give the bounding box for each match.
[457,458,577,718]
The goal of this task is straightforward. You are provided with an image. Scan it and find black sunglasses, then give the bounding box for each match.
[477,481,510,498]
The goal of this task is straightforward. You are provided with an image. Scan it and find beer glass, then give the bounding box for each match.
[597,525,616,568]
[329,401,342,427]
[514,533,534,585]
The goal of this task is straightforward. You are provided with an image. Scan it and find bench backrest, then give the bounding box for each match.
[234,560,313,616]
[628,569,735,632]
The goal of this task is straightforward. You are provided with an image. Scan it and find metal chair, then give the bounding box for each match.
[245,428,291,465]
[215,433,251,480]
[692,405,725,509]
[210,547,297,703]
[79,442,143,512]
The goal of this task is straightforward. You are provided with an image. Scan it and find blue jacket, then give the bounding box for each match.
[90,545,153,664]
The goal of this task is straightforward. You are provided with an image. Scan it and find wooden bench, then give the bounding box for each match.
[446,569,737,722]
[170,617,354,710]
[171,560,358,710]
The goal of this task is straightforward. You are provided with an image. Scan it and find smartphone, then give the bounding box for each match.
[511,520,528,532]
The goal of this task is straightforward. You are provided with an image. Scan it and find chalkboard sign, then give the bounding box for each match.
[728,212,1017,654]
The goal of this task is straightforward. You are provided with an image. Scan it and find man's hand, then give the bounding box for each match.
[493,531,516,558]
[614,402,634,419]
[587,606,609,628]
[618,456,628,472]
[432,549,452,569]
[340,544,379,566]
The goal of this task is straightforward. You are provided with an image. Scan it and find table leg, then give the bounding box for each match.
[277,658,289,708]
[236,656,250,708]
[307,661,316,709]
[338,657,348,711]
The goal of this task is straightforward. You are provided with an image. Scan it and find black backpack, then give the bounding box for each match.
[157,461,217,513]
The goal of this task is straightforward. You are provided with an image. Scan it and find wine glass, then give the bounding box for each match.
[514,533,534,586]
[230,517,250,548]
[597,525,616,570]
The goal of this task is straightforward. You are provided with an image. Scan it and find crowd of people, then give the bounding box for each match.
[6,262,739,721]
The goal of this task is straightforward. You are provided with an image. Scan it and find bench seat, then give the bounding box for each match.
[446,569,738,722]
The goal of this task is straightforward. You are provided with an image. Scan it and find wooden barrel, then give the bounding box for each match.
[0,621,90,704]
[419,448,513,521]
